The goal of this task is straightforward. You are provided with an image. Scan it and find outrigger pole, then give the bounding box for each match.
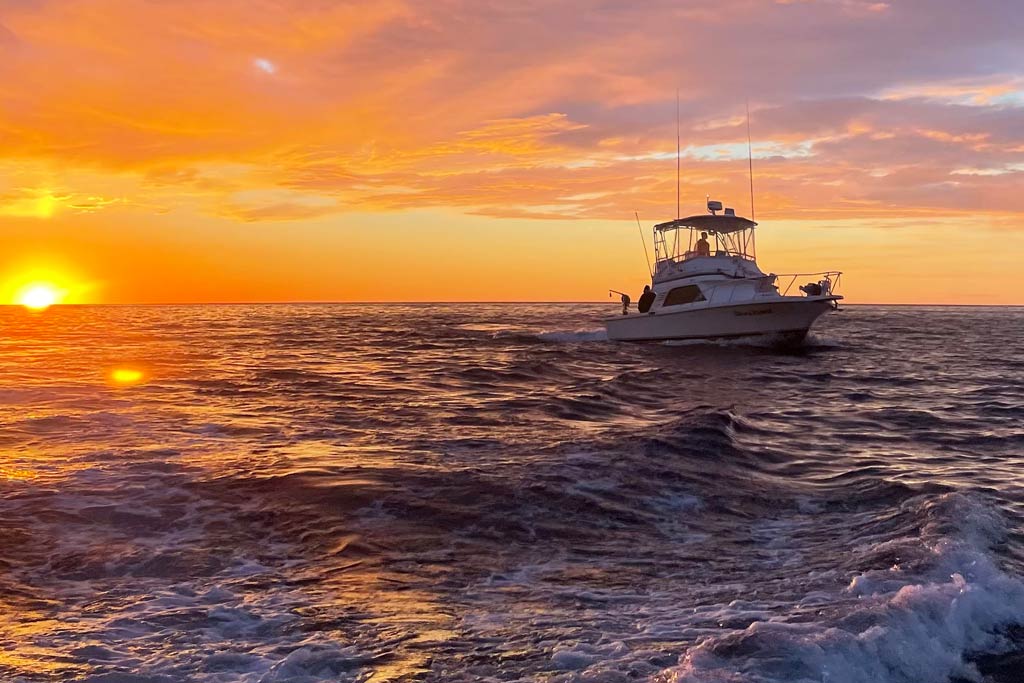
[746,99,756,256]
[635,211,653,277]
[746,99,755,222]
[676,89,681,221]
[671,89,681,257]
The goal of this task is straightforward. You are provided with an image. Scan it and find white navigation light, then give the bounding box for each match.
[707,200,723,214]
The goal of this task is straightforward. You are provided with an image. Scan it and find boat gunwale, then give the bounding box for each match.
[602,295,841,324]
[602,327,811,343]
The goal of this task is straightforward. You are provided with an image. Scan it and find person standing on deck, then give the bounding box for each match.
[638,285,656,313]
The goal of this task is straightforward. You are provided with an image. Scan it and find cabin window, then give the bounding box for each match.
[663,285,705,306]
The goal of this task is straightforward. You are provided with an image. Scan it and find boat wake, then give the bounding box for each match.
[535,328,609,343]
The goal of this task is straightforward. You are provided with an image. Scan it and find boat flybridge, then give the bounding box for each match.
[605,200,842,344]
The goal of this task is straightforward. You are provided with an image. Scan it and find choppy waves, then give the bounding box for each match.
[1,303,1022,682]
[669,493,1024,683]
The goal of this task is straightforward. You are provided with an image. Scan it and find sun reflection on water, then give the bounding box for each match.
[109,368,145,385]
[0,466,35,481]
[0,604,83,678]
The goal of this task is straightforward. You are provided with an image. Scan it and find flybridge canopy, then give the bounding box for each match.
[654,214,757,234]
[650,200,759,270]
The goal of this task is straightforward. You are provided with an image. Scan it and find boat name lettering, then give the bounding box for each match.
[734,308,773,317]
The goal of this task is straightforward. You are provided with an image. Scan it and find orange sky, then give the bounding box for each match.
[1,0,1022,304]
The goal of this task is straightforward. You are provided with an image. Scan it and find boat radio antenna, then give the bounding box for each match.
[746,99,755,222]
[676,89,681,220]
[635,211,653,277]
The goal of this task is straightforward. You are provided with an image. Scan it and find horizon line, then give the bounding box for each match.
[3,301,1023,308]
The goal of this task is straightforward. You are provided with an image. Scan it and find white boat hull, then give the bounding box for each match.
[604,297,837,343]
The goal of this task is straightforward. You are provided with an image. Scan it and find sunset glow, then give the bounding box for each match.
[0,0,1019,304]
[1,4,1023,680]
[16,284,62,311]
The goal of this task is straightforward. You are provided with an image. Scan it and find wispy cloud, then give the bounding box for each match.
[0,0,1020,224]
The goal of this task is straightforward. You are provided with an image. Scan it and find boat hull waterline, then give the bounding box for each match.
[604,297,838,343]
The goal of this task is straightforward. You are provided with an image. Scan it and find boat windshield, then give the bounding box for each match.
[653,213,757,267]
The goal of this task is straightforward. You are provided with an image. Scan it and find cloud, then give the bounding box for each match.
[0,0,1019,223]
[253,57,276,74]
[0,186,121,217]
[878,75,1024,106]
[218,188,340,222]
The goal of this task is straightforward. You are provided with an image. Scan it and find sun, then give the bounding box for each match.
[16,283,63,311]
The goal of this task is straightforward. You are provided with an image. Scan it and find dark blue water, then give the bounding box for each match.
[1,304,1022,682]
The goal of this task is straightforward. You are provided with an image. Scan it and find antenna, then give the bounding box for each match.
[746,99,755,222]
[676,89,681,220]
[635,211,653,277]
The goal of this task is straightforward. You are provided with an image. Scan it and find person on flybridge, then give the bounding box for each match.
[695,231,711,257]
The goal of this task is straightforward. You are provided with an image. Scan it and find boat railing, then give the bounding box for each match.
[696,271,842,307]
[776,271,843,296]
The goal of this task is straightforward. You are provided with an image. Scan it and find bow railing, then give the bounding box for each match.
[775,271,843,297]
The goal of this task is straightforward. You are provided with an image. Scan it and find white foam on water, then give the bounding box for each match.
[455,323,522,333]
[257,644,366,683]
[536,328,609,343]
[669,571,1023,682]
[33,563,374,683]
[663,492,1024,683]
[660,336,778,349]
[451,492,1023,683]
[0,462,381,683]
[661,338,714,347]
[551,644,604,671]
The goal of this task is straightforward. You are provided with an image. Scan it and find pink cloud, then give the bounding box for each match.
[0,0,1019,223]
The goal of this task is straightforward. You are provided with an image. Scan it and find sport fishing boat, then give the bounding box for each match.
[605,199,842,344]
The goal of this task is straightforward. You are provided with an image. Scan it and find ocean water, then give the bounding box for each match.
[1,303,1023,683]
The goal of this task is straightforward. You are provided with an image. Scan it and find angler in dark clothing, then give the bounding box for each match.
[637,285,656,313]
